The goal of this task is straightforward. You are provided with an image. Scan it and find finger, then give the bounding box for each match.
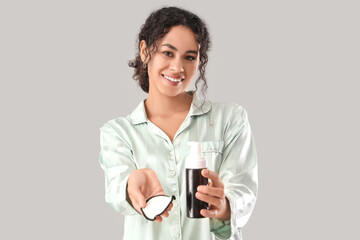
[157,190,167,196]
[129,192,146,213]
[138,198,146,209]
[161,203,173,217]
[202,169,224,188]
[166,203,173,211]
[197,185,225,198]
[195,192,222,208]
[155,216,162,222]
[200,209,218,218]
[134,193,146,209]
[161,211,169,218]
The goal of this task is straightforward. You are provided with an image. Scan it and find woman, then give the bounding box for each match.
[99,6,258,240]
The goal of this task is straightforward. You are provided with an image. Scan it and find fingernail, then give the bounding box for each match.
[197,186,203,191]
[201,210,207,217]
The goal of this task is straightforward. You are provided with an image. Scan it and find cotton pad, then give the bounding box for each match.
[140,195,176,221]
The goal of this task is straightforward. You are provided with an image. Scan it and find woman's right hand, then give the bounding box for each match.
[127,168,173,222]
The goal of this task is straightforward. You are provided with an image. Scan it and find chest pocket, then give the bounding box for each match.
[200,141,224,173]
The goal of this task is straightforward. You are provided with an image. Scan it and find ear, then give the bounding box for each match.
[139,40,148,63]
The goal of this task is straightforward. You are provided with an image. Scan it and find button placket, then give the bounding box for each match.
[166,140,181,240]
[169,144,176,174]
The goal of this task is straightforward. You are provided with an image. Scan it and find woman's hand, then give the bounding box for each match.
[195,169,231,221]
[127,168,173,222]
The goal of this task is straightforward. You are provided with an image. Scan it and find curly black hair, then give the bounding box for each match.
[128,6,211,96]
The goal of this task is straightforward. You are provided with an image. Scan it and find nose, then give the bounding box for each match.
[170,57,184,73]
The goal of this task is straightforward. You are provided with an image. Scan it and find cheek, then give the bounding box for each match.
[148,56,166,73]
[186,64,198,77]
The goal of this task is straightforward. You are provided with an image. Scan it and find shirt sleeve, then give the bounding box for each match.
[210,106,258,239]
[99,123,140,216]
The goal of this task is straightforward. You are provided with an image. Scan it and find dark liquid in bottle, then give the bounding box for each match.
[186,168,208,218]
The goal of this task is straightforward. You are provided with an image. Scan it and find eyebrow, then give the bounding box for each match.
[161,43,198,55]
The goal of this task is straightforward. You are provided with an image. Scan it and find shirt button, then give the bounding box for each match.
[170,171,176,176]
[174,201,178,208]
[175,232,180,238]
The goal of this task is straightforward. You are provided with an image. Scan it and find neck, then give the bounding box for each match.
[145,91,193,118]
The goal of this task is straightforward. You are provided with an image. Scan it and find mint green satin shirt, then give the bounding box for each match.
[99,92,258,240]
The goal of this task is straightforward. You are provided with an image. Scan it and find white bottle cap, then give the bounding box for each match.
[186,142,207,169]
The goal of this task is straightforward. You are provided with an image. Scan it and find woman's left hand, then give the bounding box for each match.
[195,169,231,221]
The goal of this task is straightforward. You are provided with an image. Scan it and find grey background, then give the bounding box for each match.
[1,0,359,239]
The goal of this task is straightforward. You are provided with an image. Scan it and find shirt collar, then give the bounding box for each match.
[130,91,212,125]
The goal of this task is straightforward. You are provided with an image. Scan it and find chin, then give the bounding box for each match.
[159,88,186,98]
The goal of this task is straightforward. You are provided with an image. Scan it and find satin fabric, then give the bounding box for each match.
[99,91,258,240]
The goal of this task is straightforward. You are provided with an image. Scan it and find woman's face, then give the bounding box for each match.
[140,25,200,98]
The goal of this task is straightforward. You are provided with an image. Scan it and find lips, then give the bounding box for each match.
[162,74,184,86]
[162,74,184,82]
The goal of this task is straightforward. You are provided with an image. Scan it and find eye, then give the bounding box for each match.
[185,56,196,61]
[163,51,173,57]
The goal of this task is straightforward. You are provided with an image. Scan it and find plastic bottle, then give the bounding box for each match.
[186,142,208,218]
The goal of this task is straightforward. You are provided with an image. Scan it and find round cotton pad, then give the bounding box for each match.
[140,195,176,221]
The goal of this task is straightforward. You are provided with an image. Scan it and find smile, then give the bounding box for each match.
[162,74,184,83]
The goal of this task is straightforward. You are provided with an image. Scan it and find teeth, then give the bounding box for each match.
[163,75,182,82]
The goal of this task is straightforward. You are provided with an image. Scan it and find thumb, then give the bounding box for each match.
[138,197,146,209]
[131,190,146,210]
